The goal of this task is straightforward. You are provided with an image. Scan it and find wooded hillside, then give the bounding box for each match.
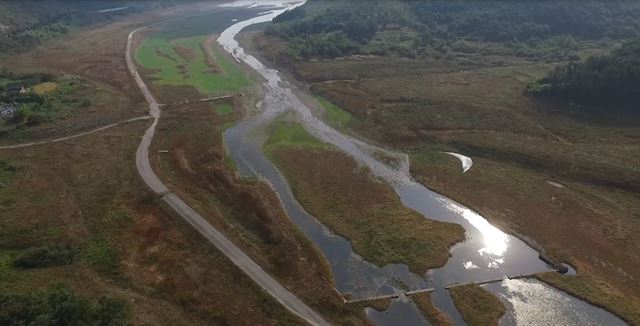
[267,0,640,60]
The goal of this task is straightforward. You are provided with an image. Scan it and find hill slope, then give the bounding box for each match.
[528,39,640,109]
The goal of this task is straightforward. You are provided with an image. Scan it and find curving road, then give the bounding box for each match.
[125,14,329,326]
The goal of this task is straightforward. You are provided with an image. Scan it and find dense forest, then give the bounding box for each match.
[267,0,640,60]
[528,39,640,109]
[0,0,188,55]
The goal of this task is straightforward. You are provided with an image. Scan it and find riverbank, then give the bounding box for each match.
[449,284,505,326]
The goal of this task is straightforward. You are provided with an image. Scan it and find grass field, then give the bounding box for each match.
[450,284,505,326]
[135,34,248,96]
[264,121,465,273]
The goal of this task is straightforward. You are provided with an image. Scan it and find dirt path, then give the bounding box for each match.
[0,116,151,150]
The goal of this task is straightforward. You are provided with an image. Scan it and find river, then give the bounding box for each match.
[216,2,627,325]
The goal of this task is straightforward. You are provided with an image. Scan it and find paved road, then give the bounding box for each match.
[126,18,329,326]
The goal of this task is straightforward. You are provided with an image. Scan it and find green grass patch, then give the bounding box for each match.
[264,121,327,149]
[81,239,116,274]
[135,34,248,95]
[314,95,351,128]
[450,284,505,326]
[215,103,233,116]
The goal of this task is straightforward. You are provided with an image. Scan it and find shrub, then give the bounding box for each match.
[13,246,74,268]
[0,286,130,326]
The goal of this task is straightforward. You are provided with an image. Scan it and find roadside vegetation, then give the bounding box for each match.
[264,121,465,273]
[449,284,505,326]
[410,292,453,326]
[151,97,371,325]
[0,118,305,325]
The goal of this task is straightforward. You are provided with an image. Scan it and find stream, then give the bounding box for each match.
[216,2,628,325]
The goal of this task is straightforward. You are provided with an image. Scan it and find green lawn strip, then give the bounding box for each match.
[135,34,248,95]
[314,95,351,129]
[449,284,505,326]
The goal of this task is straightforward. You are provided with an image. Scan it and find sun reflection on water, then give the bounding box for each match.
[444,199,510,259]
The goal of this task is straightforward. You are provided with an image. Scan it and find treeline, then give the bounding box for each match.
[267,0,640,60]
[528,39,640,110]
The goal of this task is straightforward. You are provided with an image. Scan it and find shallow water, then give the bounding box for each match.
[484,278,627,326]
[367,297,431,326]
[216,2,627,325]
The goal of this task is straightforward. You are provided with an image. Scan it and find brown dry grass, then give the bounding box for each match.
[202,35,222,74]
[267,144,464,274]
[410,292,453,326]
[150,97,371,325]
[0,121,302,325]
[449,284,505,326]
[173,45,195,61]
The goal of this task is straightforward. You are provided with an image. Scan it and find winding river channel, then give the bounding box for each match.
[215,2,627,325]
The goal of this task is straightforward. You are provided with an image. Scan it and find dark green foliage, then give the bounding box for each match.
[529,39,640,109]
[0,286,130,326]
[13,246,74,268]
[268,0,640,60]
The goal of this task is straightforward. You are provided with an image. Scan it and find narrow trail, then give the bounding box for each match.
[0,116,151,150]
[125,5,329,326]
